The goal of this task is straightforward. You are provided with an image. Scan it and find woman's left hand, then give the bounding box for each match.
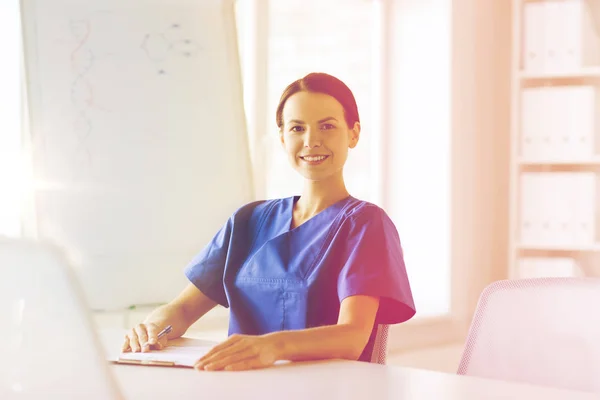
[194,333,283,372]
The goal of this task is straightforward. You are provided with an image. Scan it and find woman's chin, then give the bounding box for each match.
[297,171,336,183]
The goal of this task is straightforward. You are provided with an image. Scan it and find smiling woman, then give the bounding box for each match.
[124,72,416,371]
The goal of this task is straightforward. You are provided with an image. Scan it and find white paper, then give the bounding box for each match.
[116,338,216,367]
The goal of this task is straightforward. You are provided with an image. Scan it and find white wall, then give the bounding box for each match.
[0,0,23,238]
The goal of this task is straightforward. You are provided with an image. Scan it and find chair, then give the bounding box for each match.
[370,324,389,364]
[457,277,600,393]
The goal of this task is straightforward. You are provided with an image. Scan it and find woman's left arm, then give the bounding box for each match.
[194,295,379,371]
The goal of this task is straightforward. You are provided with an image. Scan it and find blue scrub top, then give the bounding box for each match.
[184,195,416,362]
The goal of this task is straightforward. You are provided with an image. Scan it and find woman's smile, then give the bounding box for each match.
[300,155,330,165]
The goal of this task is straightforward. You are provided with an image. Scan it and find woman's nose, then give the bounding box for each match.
[304,128,322,148]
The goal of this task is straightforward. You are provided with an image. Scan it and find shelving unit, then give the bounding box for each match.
[517,156,600,165]
[517,243,600,252]
[519,66,600,80]
[509,0,600,279]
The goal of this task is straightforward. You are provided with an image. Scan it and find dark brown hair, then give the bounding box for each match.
[275,72,360,130]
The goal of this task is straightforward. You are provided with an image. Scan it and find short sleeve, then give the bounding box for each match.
[184,216,234,308]
[337,206,416,324]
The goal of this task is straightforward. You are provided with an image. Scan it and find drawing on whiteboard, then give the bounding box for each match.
[141,23,201,75]
[66,15,115,180]
[69,18,110,180]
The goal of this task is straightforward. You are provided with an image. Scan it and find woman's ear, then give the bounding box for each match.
[279,129,285,147]
[348,121,360,149]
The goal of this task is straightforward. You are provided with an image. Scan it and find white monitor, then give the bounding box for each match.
[0,236,123,399]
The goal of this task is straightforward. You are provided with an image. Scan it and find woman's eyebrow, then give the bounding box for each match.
[287,117,338,124]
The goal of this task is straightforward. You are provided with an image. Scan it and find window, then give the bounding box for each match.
[263,0,378,202]
[235,0,451,319]
[0,0,24,238]
[386,0,451,318]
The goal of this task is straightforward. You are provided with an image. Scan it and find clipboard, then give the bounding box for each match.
[109,337,217,368]
[116,358,177,367]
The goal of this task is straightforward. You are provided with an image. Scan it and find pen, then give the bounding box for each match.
[156,325,172,339]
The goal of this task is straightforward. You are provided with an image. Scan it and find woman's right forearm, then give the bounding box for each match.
[143,303,192,339]
[142,283,219,340]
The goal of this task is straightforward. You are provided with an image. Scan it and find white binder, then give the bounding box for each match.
[520,88,546,160]
[561,0,600,70]
[565,86,596,160]
[571,172,597,246]
[519,172,598,248]
[518,257,581,278]
[543,0,563,73]
[523,0,600,73]
[523,2,546,73]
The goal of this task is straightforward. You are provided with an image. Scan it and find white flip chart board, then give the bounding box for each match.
[20,0,254,311]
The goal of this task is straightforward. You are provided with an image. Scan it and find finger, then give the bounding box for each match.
[196,340,247,366]
[225,360,262,372]
[157,334,168,350]
[195,344,254,371]
[128,329,141,353]
[121,336,131,352]
[222,358,264,372]
[145,323,160,346]
[196,350,255,371]
[197,335,243,362]
[135,325,150,352]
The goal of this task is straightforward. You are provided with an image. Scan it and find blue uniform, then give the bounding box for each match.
[184,195,416,362]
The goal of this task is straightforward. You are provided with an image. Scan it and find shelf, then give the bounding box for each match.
[519,67,600,81]
[517,158,600,166]
[517,244,600,252]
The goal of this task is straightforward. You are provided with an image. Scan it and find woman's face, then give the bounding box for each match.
[279,91,360,182]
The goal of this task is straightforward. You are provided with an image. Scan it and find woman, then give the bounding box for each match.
[122,72,416,371]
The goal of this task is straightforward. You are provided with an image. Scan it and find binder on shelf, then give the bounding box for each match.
[571,172,598,245]
[544,174,571,246]
[523,2,545,73]
[544,88,563,160]
[518,257,582,279]
[520,87,546,160]
[565,86,596,160]
[543,0,563,73]
[561,0,600,71]
[522,0,600,74]
[520,86,598,162]
[519,173,544,246]
[519,172,599,247]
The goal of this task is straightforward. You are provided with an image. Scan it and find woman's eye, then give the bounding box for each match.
[321,123,335,130]
[290,126,304,132]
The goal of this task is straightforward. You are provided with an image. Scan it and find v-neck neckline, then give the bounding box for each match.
[287,195,353,232]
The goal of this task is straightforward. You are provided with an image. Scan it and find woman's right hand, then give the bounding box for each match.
[122,322,169,353]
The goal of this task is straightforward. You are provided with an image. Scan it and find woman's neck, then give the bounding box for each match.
[295,176,350,219]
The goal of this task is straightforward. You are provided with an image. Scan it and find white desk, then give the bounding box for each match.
[104,332,597,400]
[110,360,597,400]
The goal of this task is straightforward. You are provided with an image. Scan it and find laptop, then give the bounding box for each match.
[0,236,124,399]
